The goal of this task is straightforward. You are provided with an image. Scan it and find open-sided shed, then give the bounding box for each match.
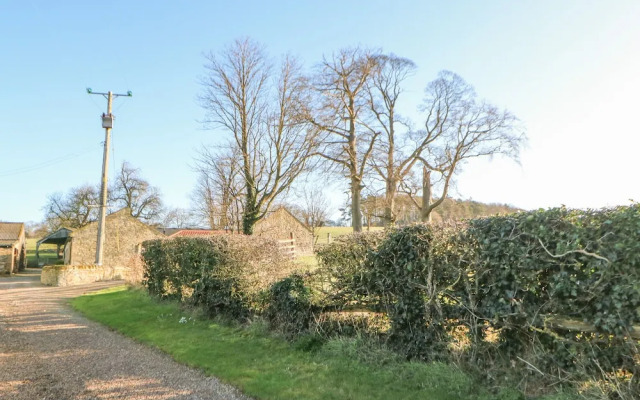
[36,227,73,266]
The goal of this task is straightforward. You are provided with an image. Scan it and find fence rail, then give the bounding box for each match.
[278,238,296,259]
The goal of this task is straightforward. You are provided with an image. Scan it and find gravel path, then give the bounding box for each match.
[0,269,251,400]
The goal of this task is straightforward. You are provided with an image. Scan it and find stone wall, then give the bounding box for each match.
[254,207,314,255]
[0,248,12,274]
[67,208,163,283]
[41,264,129,287]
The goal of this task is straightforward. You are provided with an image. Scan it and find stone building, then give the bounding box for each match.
[0,222,26,274]
[254,206,313,255]
[62,208,163,268]
[40,208,164,286]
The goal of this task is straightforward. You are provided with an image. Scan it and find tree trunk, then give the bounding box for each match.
[384,178,397,227]
[421,167,432,223]
[220,188,230,230]
[243,185,258,234]
[351,176,363,232]
[235,197,242,233]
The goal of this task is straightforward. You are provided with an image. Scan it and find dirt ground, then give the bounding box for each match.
[0,269,250,400]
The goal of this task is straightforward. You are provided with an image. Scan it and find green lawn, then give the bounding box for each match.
[71,286,536,400]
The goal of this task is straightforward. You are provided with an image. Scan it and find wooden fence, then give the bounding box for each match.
[278,233,296,259]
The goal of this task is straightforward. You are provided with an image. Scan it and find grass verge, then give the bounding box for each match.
[71,286,572,400]
[71,286,476,399]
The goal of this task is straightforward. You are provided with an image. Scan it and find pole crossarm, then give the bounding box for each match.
[87,88,132,98]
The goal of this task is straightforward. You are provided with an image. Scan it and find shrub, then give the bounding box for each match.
[142,235,296,321]
[465,206,640,384]
[264,273,315,337]
[315,231,387,309]
[365,223,468,360]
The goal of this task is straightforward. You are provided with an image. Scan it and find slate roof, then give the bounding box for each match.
[0,222,24,247]
[37,227,74,246]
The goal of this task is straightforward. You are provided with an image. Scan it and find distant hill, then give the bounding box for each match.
[361,195,522,226]
[429,198,522,223]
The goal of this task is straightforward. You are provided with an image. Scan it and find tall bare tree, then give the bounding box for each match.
[111,161,163,223]
[200,38,319,234]
[401,71,525,222]
[192,145,244,231]
[311,47,380,232]
[161,208,196,229]
[43,184,100,230]
[365,54,418,226]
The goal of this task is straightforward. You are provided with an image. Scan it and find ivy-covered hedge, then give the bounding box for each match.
[263,273,316,337]
[315,231,387,309]
[142,235,295,320]
[466,206,640,379]
[314,205,640,394]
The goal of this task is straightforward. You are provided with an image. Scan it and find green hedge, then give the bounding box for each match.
[142,206,640,396]
[142,235,295,321]
[264,273,316,337]
[315,231,387,309]
[466,206,640,379]
[314,205,640,395]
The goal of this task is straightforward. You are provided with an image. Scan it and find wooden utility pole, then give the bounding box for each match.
[86,88,132,265]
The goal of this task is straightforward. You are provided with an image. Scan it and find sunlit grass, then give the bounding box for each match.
[26,237,59,267]
[70,286,512,400]
[314,226,383,245]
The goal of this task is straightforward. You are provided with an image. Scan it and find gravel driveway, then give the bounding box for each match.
[0,269,250,400]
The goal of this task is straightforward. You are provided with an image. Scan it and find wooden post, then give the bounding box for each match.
[327,232,331,244]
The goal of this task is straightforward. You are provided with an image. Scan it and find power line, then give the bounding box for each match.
[0,144,102,177]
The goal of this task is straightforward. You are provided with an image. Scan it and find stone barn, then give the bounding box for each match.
[40,208,164,286]
[64,208,163,267]
[254,206,313,255]
[0,222,26,274]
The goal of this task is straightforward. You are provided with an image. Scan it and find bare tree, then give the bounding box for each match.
[162,208,196,229]
[365,54,418,226]
[192,145,244,231]
[200,38,319,234]
[24,221,49,238]
[311,47,380,232]
[43,184,100,230]
[360,194,385,230]
[111,161,163,223]
[401,71,525,222]
[299,187,329,245]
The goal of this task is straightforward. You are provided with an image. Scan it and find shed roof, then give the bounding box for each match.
[37,227,73,246]
[0,222,24,247]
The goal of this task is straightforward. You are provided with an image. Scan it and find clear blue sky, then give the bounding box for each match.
[1,1,639,223]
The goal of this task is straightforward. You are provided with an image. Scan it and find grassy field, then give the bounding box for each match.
[314,226,383,245]
[71,286,569,400]
[26,238,60,267]
[297,226,385,268]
